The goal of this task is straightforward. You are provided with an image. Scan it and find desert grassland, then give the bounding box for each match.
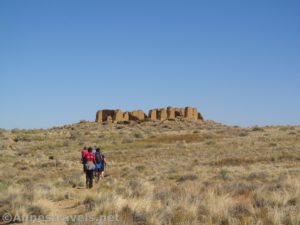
[0,120,299,225]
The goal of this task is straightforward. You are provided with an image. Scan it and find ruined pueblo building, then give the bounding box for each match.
[95,107,204,124]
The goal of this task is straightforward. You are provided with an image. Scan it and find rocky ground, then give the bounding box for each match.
[0,120,299,225]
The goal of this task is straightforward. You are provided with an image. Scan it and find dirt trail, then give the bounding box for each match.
[22,198,81,225]
[20,174,107,225]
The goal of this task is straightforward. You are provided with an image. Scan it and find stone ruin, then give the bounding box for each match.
[95,107,204,124]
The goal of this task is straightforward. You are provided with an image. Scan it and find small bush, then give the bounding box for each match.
[134,132,144,139]
[135,165,145,172]
[177,174,198,182]
[122,137,135,144]
[219,169,229,180]
[83,195,96,211]
[0,181,10,191]
[239,132,248,137]
[252,126,264,132]
[269,142,277,147]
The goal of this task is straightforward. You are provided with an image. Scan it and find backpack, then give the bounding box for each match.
[86,161,95,171]
[82,151,87,164]
[95,152,103,163]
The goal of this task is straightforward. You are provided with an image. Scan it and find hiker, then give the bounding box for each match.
[81,146,88,173]
[94,148,103,182]
[95,148,107,180]
[85,147,96,189]
[92,146,97,155]
[92,146,97,178]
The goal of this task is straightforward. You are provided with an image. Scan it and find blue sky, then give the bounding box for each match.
[0,0,300,129]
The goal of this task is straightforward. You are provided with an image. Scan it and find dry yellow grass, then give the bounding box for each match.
[0,120,299,225]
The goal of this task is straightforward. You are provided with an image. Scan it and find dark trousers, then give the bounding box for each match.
[86,170,94,188]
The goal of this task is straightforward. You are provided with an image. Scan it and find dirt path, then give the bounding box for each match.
[22,199,81,225]
[19,175,105,225]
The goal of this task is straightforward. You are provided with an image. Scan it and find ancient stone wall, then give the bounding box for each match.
[95,110,116,123]
[149,109,157,121]
[123,112,129,121]
[157,108,168,121]
[167,107,175,119]
[129,110,145,121]
[113,110,124,121]
[95,106,204,123]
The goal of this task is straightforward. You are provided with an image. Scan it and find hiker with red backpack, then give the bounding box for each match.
[85,147,96,189]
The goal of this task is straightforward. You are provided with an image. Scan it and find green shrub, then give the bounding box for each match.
[252,126,264,132]
[0,181,10,192]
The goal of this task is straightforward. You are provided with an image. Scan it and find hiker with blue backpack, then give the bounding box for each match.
[94,147,107,182]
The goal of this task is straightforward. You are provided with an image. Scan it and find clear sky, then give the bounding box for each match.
[0,0,300,129]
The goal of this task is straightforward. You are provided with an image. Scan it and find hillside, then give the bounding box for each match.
[0,120,299,225]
